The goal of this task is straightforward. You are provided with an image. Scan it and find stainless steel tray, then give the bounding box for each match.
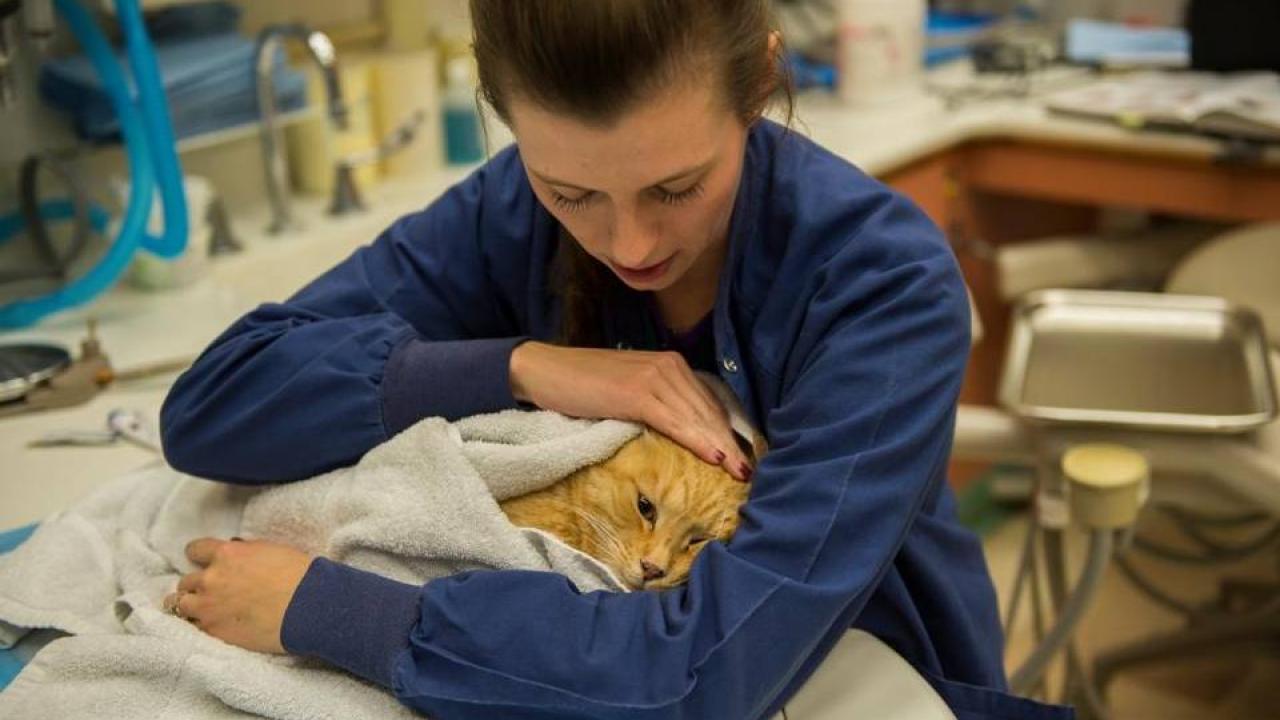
[999,290,1278,433]
[0,344,72,403]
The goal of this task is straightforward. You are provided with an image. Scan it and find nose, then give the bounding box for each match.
[610,207,660,268]
[640,559,666,582]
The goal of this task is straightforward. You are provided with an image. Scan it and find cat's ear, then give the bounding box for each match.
[732,430,768,469]
[638,426,670,452]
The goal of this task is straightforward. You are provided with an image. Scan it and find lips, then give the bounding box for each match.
[611,255,675,284]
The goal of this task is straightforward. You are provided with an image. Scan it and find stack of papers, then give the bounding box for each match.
[1044,71,1280,143]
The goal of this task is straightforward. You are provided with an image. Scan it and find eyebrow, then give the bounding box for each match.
[531,159,714,193]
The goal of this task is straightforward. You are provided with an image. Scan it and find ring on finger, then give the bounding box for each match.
[167,591,190,620]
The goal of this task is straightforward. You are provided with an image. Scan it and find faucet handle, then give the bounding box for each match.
[327,109,429,217]
[329,164,365,216]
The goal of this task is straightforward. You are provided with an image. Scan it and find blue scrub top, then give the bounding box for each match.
[161,120,1072,719]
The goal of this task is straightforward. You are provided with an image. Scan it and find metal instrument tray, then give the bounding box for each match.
[999,290,1277,433]
[0,344,72,404]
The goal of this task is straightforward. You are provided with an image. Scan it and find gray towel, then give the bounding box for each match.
[0,411,641,719]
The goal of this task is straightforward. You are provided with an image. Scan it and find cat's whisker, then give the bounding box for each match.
[573,509,624,549]
[571,508,628,561]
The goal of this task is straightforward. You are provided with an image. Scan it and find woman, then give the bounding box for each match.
[160,1,1067,717]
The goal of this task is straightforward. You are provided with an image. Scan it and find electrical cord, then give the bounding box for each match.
[7,153,95,283]
[1158,504,1270,528]
[1132,522,1280,565]
[1114,553,1202,617]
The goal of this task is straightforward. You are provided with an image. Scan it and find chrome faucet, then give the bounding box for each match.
[0,0,54,109]
[0,11,17,109]
[253,25,348,234]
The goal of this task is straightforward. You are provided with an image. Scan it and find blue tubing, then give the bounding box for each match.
[0,0,172,328]
[118,0,188,260]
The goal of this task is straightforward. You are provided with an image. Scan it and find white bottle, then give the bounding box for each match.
[835,0,926,107]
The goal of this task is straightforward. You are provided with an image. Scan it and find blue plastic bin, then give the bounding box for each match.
[0,524,40,691]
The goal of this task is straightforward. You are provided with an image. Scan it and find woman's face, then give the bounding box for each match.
[508,80,749,292]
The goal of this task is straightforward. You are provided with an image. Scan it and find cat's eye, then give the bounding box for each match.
[637,494,657,523]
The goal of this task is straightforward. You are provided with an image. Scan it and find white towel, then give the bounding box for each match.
[0,411,641,720]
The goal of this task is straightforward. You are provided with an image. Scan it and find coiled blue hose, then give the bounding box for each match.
[117,0,187,259]
[0,0,187,328]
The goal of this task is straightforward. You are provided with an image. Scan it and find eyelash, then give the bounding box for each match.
[659,183,705,206]
[551,192,593,212]
[550,183,705,213]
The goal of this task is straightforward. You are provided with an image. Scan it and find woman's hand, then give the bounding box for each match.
[164,537,313,654]
[510,342,752,480]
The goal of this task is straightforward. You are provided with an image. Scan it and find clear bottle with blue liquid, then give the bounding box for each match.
[442,56,484,165]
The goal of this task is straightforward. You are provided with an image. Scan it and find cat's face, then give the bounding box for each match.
[573,430,752,590]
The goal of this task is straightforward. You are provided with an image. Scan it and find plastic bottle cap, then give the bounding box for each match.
[1062,443,1149,529]
[1061,444,1148,489]
[445,57,473,88]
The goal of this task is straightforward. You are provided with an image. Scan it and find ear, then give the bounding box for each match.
[638,426,670,454]
[768,30,782,59]
[732,429,769,468]
[745,31,787,126]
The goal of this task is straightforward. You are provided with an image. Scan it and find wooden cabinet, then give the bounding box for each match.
[884,139,1280,487]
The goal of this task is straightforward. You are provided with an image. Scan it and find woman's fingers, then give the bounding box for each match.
[657,357,751,480]
[664,355,724,427]
[164,539,311,653]
[509,344,754,480]
[177,572,202,594]
[162,589,201,623]
[184,537,224,566]
[645,370,749,481]
[645,403,727,468]
[649,367,718,439]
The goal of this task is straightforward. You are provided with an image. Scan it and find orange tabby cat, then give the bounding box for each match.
[500,429,755,590]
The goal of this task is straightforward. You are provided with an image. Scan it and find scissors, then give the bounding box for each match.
[28,407,162,453]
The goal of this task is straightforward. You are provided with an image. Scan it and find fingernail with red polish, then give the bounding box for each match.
[714,449,726,463]
[738,462,753,482]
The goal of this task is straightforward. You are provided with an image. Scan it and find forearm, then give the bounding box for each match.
[160,308,412,483]
[161,305,528,483]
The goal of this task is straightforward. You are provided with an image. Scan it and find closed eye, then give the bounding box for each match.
[551,190,596,212]
[655,182,704,206]
[685,535,709,550]
[549,183,704,212]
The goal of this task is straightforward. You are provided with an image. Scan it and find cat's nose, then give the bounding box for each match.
[640,560,666,582]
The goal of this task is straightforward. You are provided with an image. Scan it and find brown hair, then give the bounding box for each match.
[470,0,794,346]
